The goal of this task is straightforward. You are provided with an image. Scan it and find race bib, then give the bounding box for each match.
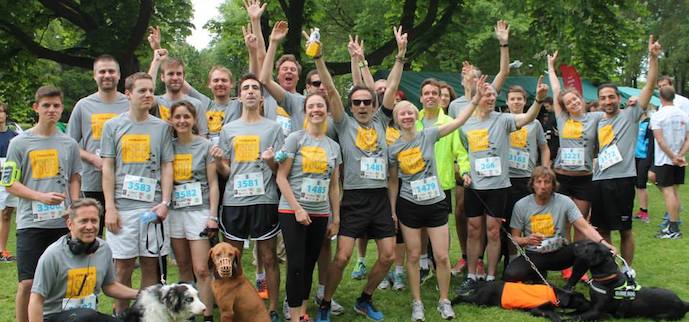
[121,134,150,163]
[360,157,386,180]
[561,119,583,139]
[62,294,97,311]
[91,113,118,140]
[32,201,65,222]
[173,182,203,208]
[509,148,529,170]
[467,128,489,152]
[529,213,555,237]
[560,147,584,166]
[173,154,193,181]
[510,127,528,148]
[300,178,328,202]
[301,146,328,174]
[206,110,225,134]
[233,135,260,162]
[533,236,567,253]
[598,124,615,147]
[233,172,265,197]
[122,174,156,202]
[63,266,97,310]
[475,157,501,177]
[397,147,425,175]
[29,149,59,179]
[355,127,378,152]
[410,176,441,201]
[598,144,623,171]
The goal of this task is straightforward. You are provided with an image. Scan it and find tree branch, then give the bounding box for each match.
[123,0,153,60]
[278,0,289,14]
[38,0,98,31]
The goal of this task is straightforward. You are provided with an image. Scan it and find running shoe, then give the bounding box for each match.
[256,278,269,300]
[378,272,393,289]
[0,250,15,262]
[354,298,384,321]
[314,296,344,316]
[436,299,455,320]
[411,300,425,322]
[450,258,466,276]
[657,230,682,239]
[455,278,478,296]
[315,305,330,322]
[393,271,406,291]
[351,261,367,280]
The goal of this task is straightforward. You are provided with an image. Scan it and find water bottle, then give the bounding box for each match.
[275,150,288,163]
[305,28,321,58]
[140,211,159,224]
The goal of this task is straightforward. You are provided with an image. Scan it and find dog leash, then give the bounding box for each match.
[467,188,558,303]
[145,221,166,285]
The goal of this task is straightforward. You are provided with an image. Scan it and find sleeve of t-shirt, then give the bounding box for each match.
[187,86,212,110]
[102,245,116,285]
[334,141,343,166]
[503,113,518,132]
[218,127,231,160]
[426,126,441,143]
[626,103,644,123]
[69,140,83,175]
[280,91,301,115]
[283,132,300,159]
[204,140,214,167]
[193,99,209,136]
[161,125,175,163]
[66,103,83,143]
[4,138,22,170]
[448,101,458,118]
[563,196,583,223]
[31,250,57,297]
[510,198,526,230]
[273,124,286,152]
[535,120,546,145]
[650,113,661,130]
[99,120,116,158]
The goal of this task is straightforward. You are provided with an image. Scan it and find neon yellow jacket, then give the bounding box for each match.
[416,108,471,190]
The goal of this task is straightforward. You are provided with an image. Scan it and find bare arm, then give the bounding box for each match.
[382,26,408,110]
[348,35,364,87]
[539,143,551,168]
[515,75,548,128]
[573,218,617,253]
[102,157,120,233]
[207,161,220,219]
[69,173,80,202]
[79,149,103,170]
[546,51,564,116]
[210,145,230,178]
[6,181,65,205]
[259,21,289,103]
[244,0,267,68]
[326,166,340,238]
[243,24,260,75]
[102,282,139,300]
[150,161,173,221]
[28,293,44,322]
[639,35,662,110]
[147,49,168,88]
[492,20,510,93]
[313,48,344,123]
[387,164,399,221]
[438,76,487,137]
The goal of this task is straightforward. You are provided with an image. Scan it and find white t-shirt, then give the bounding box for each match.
[650,105,689,166]
[673,94,689,117]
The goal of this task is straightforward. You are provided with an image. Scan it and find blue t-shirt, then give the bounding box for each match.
[0,129,18,157]
[635,118,651,159]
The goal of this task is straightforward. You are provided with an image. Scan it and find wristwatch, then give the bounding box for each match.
[162,200,171,207]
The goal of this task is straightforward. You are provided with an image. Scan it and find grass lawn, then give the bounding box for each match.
[1,185,688,322]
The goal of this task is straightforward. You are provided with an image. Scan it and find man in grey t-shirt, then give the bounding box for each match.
[29,199,138,322]
[67,55,129,236]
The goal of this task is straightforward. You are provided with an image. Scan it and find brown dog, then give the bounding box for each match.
[209,242,269,322]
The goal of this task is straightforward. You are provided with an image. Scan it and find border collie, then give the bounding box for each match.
[124,283,206,322]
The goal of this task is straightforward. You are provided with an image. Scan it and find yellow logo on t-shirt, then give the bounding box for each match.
[301,146,328,173]
[355,127,378,152]
[386,127,400,145]
[159,104,170,121]
[233,136,260,162]
[467,128,489,152]
[91,113,118,140]
[173,154,193,181]
[29,149,59,179]
[598,124,615,147]
[276,106,290,117]
[206,110,224,133]
[65,266,96,299]
[121,134,151,163]
[510,127,528,148]
[561,119,583,139]
[397,147,425,175]
[530,213,555,237]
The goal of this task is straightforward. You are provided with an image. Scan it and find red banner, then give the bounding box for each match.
[559,64,583,95]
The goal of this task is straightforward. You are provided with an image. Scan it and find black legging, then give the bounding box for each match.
[44,308,119,322]
[279,214,328,308]
[502,243,588,288]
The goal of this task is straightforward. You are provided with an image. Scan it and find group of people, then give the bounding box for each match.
[1,2,688,322]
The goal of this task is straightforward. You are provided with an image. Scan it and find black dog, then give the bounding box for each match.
[451,280,591,322]
[567,240,689,321]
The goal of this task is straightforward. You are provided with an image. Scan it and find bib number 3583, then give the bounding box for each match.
[300,178,328,202]
[32,201,65,222]
[122,174,156,202]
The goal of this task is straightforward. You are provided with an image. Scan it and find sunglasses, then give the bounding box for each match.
[352,99,373,106]
[310,80,322,87]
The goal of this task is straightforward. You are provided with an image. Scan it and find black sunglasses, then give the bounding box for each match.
[310,80,322,87]
[352,99,373,106]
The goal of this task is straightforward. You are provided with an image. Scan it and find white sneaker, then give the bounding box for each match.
[314,295,345,316]
[411,300,425,321]
[378,275,391,289]
[283,298,291,320]
[437,299,455,320]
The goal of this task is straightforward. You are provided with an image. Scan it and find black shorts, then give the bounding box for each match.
[339,188,396,239]
[221,204,280,241]
[653,165,686,187]
[396,197,449,229]
[83,191,105,237]
[635,158,652,188]
[464,187,509,218]
[16,228,69,281]
[591,177,635,231]
[507,177,531,222]
[556,173,592,201]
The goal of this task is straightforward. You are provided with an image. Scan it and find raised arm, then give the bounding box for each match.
[546,51,564,116]
[311,36,344,122]
[492,20,510,92]
[515,75,548,128]
[348,35,365,87]
[357,37,376,89]
[638,35,662,110]
[259,21,289,103]
[243,23,260,75]
[382,26,408,109]
[244,0,267,67]
[438,76,486,137]
[147,48,168,87]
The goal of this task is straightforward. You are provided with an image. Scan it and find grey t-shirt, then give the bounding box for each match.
[460,112,517,190]
[508,120,547,178]
[592,106,643,181]
[220,118,284,206]
[278,130,341,214]
[172,136,213,211]
[334,109,389,190]
[6,130,82,229]
[279,91,338,140]
[448,96,470,119]
[67,93,129,192]
[510,193,582,250]
[100,113,174,211]
[32,236,116,316]
[186,85,238,140]
[389,127,445,205]
[155,94,209,136]
[554,112,604,172]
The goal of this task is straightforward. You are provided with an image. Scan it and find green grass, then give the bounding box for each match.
[1,185,689,322]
